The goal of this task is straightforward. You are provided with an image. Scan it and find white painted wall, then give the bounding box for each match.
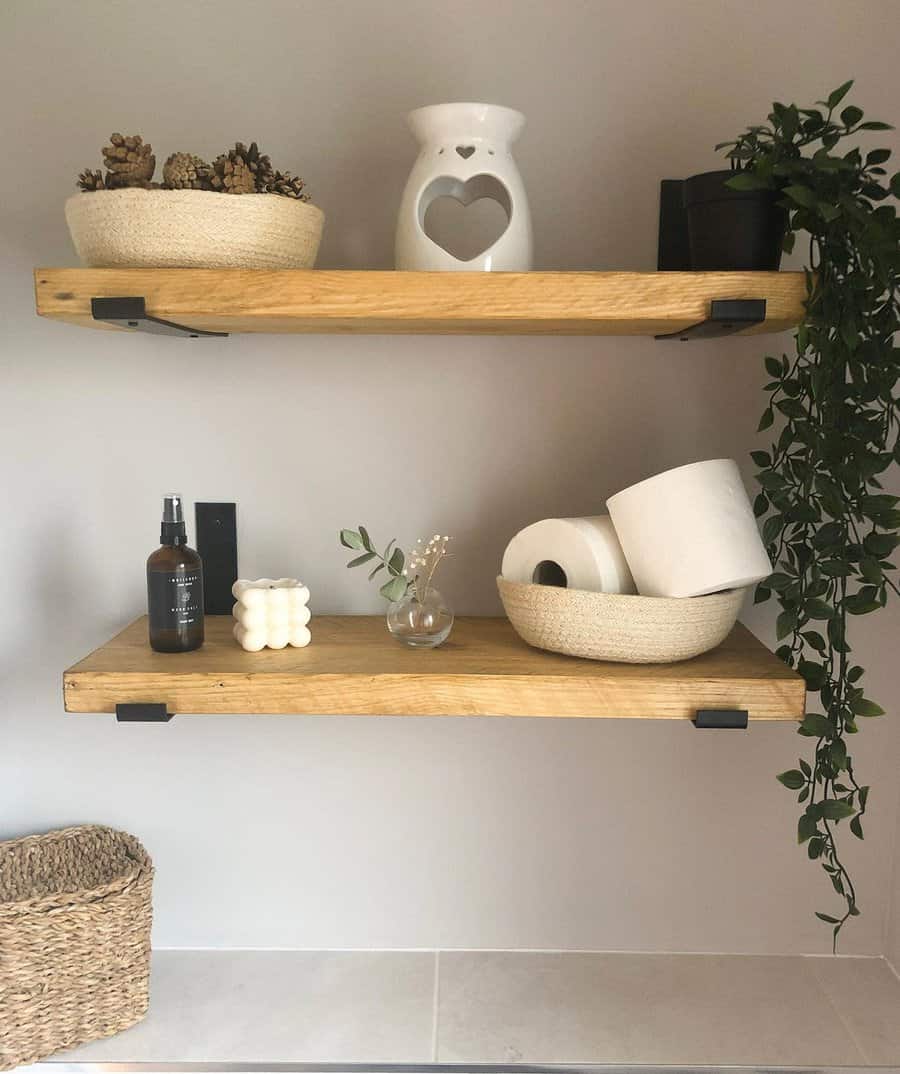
[2,0,899,955]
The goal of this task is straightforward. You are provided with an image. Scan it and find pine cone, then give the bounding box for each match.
[263,169,309,200]
[77,168,106,192]
[102,133,155,187]
[210,141,272,193]
[163,152,212,190]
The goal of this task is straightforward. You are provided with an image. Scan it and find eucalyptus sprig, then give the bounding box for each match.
[340,526,409,602]
[718,81,900,949]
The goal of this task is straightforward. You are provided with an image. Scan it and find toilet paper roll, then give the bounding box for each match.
[501,516,636,594]
[606,458,772,598]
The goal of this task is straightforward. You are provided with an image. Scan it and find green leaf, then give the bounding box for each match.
[866,148,891,165]
[850,815,864,840]
[762,515,783,546]
[798,812,819,843]
[784,184,816,209]
[759,471,788,491]
[815,912,840,925]
[860,558,883,584]
[776,610,797,640]
[820,799,855,821]
[340,529,364,550]
[865,532,899,556]
[799,659,826,691]
[367,562,386,581]
[829,738,848,770]
[758,407,774,431]
[388,547,405,576]
[767,572,793,592]
[859,120,893,130]
[813,522,843,550]
[840,105,863,127]
[801,712,833,738]
[826,80,854,110]
[777,769,806,790]
[851,698,885,718]
[765,356,783,378]
[726,170,771,191]
[804,598,834,620]
[802,631,826,652]
[346,551,376,568]
[358,525,373,551]
[750,450,772,468]
[379,575,408,602]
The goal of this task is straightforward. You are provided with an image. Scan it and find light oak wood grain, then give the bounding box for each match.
[64,615,805,719]
[35,269,805,336]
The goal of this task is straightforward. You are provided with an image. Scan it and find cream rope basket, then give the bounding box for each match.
[0,825,153,1070]
[65,188,324,269]
[497,576,746,663]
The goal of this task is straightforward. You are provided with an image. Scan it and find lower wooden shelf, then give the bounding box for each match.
[34,268,805,336]
[63,615,804,719]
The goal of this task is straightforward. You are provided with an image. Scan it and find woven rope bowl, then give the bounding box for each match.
[0,825,153,1070]
[65,189,324,269]
[497,576,746,663]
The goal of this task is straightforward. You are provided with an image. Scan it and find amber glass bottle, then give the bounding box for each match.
[147,495,205,653]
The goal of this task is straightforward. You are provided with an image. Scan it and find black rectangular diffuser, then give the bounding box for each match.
[195,502,238,615]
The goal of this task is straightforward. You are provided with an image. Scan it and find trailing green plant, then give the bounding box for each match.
[717,81,900,949]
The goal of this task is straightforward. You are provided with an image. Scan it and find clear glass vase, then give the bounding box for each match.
[386,586,454,648]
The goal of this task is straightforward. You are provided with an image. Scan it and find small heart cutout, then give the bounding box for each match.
[456,145,476,159]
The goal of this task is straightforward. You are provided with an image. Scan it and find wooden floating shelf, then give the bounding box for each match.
[35,268,805,336]
[64,615,805,719]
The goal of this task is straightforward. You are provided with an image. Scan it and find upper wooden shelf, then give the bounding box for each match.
[34,268,805,336]
[64,615,804,719]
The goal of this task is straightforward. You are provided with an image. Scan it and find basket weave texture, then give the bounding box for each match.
[65,189,324,269]
[498,576,745,663]
[0,825,153,1070]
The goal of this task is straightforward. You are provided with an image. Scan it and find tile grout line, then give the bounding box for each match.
[430,950,441,1062]
[808,960,873,1065]
[884,954,900,984]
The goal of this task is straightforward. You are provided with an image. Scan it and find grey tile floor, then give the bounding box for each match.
[41,949,900,1068]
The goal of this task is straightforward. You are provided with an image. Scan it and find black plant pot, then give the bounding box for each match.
[658,169,787,272]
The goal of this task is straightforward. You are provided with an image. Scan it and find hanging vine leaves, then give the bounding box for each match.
[717,82,900,949]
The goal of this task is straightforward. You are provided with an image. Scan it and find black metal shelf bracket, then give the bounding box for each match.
[693,708,749,729]
[656,298,767,341]
[91,296,228,338]
[116,702,174,723]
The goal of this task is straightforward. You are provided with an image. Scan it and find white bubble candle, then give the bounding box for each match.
[232,578,311,651]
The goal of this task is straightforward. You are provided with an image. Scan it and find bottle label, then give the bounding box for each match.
[148,568,204,632]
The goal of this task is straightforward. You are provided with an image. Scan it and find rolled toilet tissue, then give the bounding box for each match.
[501,516,636,593]
[606,458,772,598]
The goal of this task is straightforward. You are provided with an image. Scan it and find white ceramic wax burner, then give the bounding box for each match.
[232,578,311,651]
[395,102,533,271]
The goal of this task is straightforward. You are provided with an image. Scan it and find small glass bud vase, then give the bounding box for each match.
[386,586,453,648]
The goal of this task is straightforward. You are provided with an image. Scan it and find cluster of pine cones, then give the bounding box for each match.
[78,134,310,200]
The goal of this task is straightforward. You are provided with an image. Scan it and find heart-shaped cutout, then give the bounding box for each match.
[418,174,512,262]
[456,145,475,159]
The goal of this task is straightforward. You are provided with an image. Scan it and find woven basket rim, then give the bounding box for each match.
[496,575,740,607]
[65,188,324,217]
[0,824,152,918]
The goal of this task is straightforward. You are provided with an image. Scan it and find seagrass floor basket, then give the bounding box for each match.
[0,825,153,1070]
